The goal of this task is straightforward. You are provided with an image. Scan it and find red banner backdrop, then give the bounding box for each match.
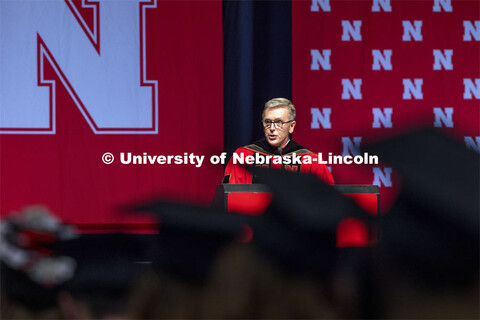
[292,0,480,210]
[0,0,224,228]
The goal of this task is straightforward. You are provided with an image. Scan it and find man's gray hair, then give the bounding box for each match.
[262,98,296,120]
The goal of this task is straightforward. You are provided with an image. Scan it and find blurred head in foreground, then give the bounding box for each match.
[52,233,146,319]
[365,129,479,318]
[127,201,254,318]
[248,167,373,319]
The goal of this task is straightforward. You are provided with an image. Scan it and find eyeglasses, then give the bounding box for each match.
[262,119,294,129]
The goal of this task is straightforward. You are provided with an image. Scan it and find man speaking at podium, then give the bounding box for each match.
[223,98,334,184]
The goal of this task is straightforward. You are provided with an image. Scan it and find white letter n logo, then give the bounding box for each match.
[0,0,158,134]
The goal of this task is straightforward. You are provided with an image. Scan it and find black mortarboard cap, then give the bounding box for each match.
[251,167,369,230]
[363,129,479,287]
[128,201,249,284]
[364,128,479,233]
[247,167,370,278]
[48,233,147,318]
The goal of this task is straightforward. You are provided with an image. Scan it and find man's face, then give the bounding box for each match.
[263,106,296,148]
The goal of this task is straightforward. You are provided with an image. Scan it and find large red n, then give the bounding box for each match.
[0,0,158,134]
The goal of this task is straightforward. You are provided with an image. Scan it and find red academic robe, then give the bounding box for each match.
[223,139,334,184]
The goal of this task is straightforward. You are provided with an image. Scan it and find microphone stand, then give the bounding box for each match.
[277,147,284,171]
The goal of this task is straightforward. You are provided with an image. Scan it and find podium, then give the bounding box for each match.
[213,184,379,215]
[212,184,380,246]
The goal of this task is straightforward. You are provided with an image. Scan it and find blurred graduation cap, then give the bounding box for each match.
[252,166,369,231]
[127,201,249,284]
[247,167,371,278]
[48,233,146,318]
[0,206,77,310]
[50,234,146,294]
[363,128,479,287]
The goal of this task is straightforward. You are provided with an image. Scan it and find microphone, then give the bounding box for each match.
[277,147,284,171]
